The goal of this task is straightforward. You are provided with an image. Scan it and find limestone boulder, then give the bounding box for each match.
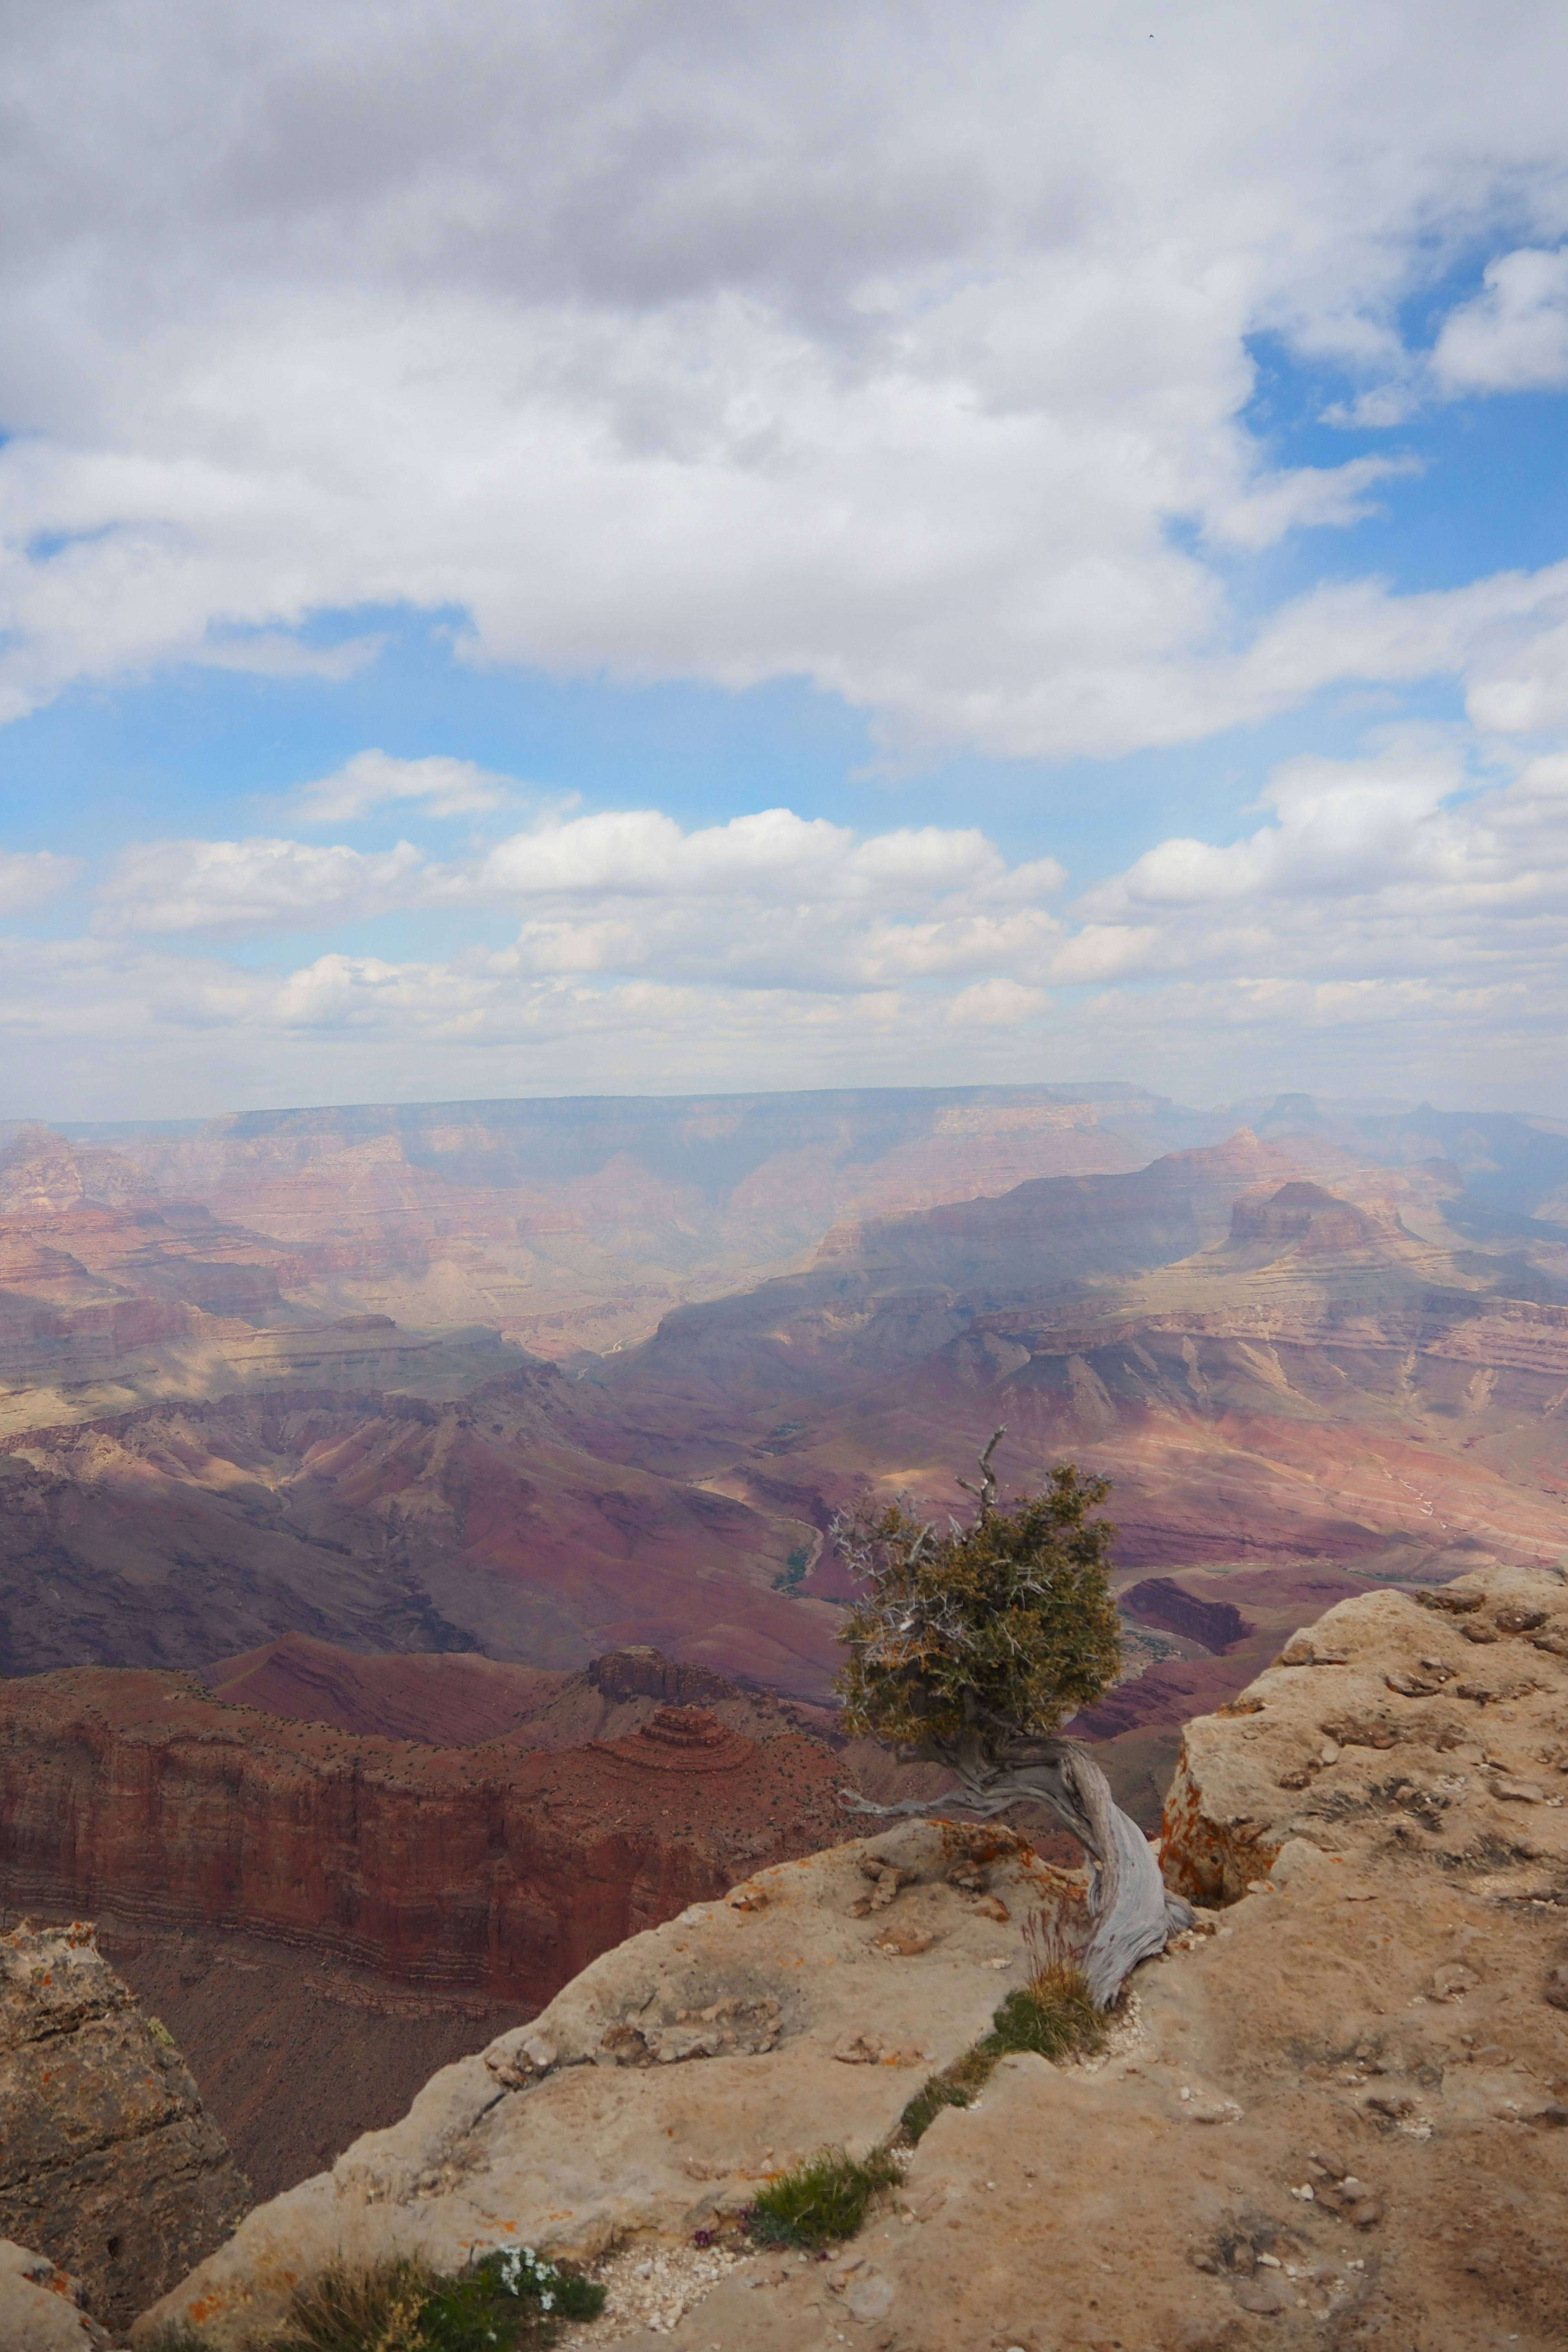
[0,2241,119,2352]
[1162,1561,1568,1903]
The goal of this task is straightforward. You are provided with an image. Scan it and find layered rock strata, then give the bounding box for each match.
[0,1923,248,2336]
[0,1669,848,2005]
[143,1566,1568,2352]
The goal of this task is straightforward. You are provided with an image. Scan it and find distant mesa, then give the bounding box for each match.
[1120,1576,1252,1655]
[588,1647,738,1708]
[610,1703,747,1771]
[1228,1178,1389,1252]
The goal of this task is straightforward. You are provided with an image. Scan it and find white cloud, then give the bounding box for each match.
[84,806,1068,987]
[98,836,429,934]
[290,748,515,822]
[1064,735,1568,994]
[1434,248,1568,393]
[0,5,1566,754]
[0,849,80,915]
[4,735,1568,1114]
[478,807,1065,989]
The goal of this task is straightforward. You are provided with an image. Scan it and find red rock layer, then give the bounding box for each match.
[0,1668,851,2010]
[205,1632,571,1744]
[1120,1576,1251,1653]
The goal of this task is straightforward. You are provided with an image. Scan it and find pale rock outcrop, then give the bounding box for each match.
[583,1566,1568,2351]
[135,1823,1059,2347]
[1162,1560,1568,1904]
[0,1923,249,2336]
[0,2239,121,2352]
[140,1564,1568,2350]
[0,2239,119,2352]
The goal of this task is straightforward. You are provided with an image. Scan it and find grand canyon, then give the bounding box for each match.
[5,1081,1568,2341]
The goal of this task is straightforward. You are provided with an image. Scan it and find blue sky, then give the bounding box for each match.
[3,1,1568,1120]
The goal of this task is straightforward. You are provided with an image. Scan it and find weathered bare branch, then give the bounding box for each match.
[954,1425,1006,1521]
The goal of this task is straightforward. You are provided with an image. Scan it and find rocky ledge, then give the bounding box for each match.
[141,1564,1568,2350]
[0,1922,248,2337]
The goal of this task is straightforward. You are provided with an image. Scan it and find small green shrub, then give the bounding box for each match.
[747,2146,902,2249]
[898,2038,994,2142]
[265,2245,604,2352]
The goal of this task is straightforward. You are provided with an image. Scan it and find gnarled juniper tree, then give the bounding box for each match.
[834,1430,1191,2004]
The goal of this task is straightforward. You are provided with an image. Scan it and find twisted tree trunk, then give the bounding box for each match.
[842,1733,1190,2007]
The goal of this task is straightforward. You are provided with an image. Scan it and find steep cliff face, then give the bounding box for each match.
[0,1921,248,2336]
[0,1669,849,2006]
[1120,1574,1251,1652]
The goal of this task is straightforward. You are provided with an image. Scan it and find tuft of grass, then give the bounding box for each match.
[987,1962,1107,2064]
[746,2145,903,2249]
[899,1960,1106,2145]
[265,2246,604,2352]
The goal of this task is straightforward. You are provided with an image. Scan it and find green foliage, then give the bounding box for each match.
[987,1963,1107,2063]
[747,2146,902,2248]
[898,1962,1107,2144]
[898,2039,993,2142]
[835,1463,1121,1753]
[773,1543,812,1594]
[264,2246,604,2352]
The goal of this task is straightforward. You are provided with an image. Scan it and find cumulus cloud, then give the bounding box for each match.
[1066,736,1568,991]
[89,803,1069,984]
[98,836,430,934]
[0,849,80,915]
[0,931,1074,1123]
[289,748,515,822]
[1434,248,1568,394]
[477,806,1063,989]
[0,4,1566,753]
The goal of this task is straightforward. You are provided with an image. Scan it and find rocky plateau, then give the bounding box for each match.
[133,1559,1568,2352]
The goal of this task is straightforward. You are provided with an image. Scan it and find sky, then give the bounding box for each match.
[4,0,1568,1122]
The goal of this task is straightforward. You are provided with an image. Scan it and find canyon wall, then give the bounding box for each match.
[0,1668,848,2007]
